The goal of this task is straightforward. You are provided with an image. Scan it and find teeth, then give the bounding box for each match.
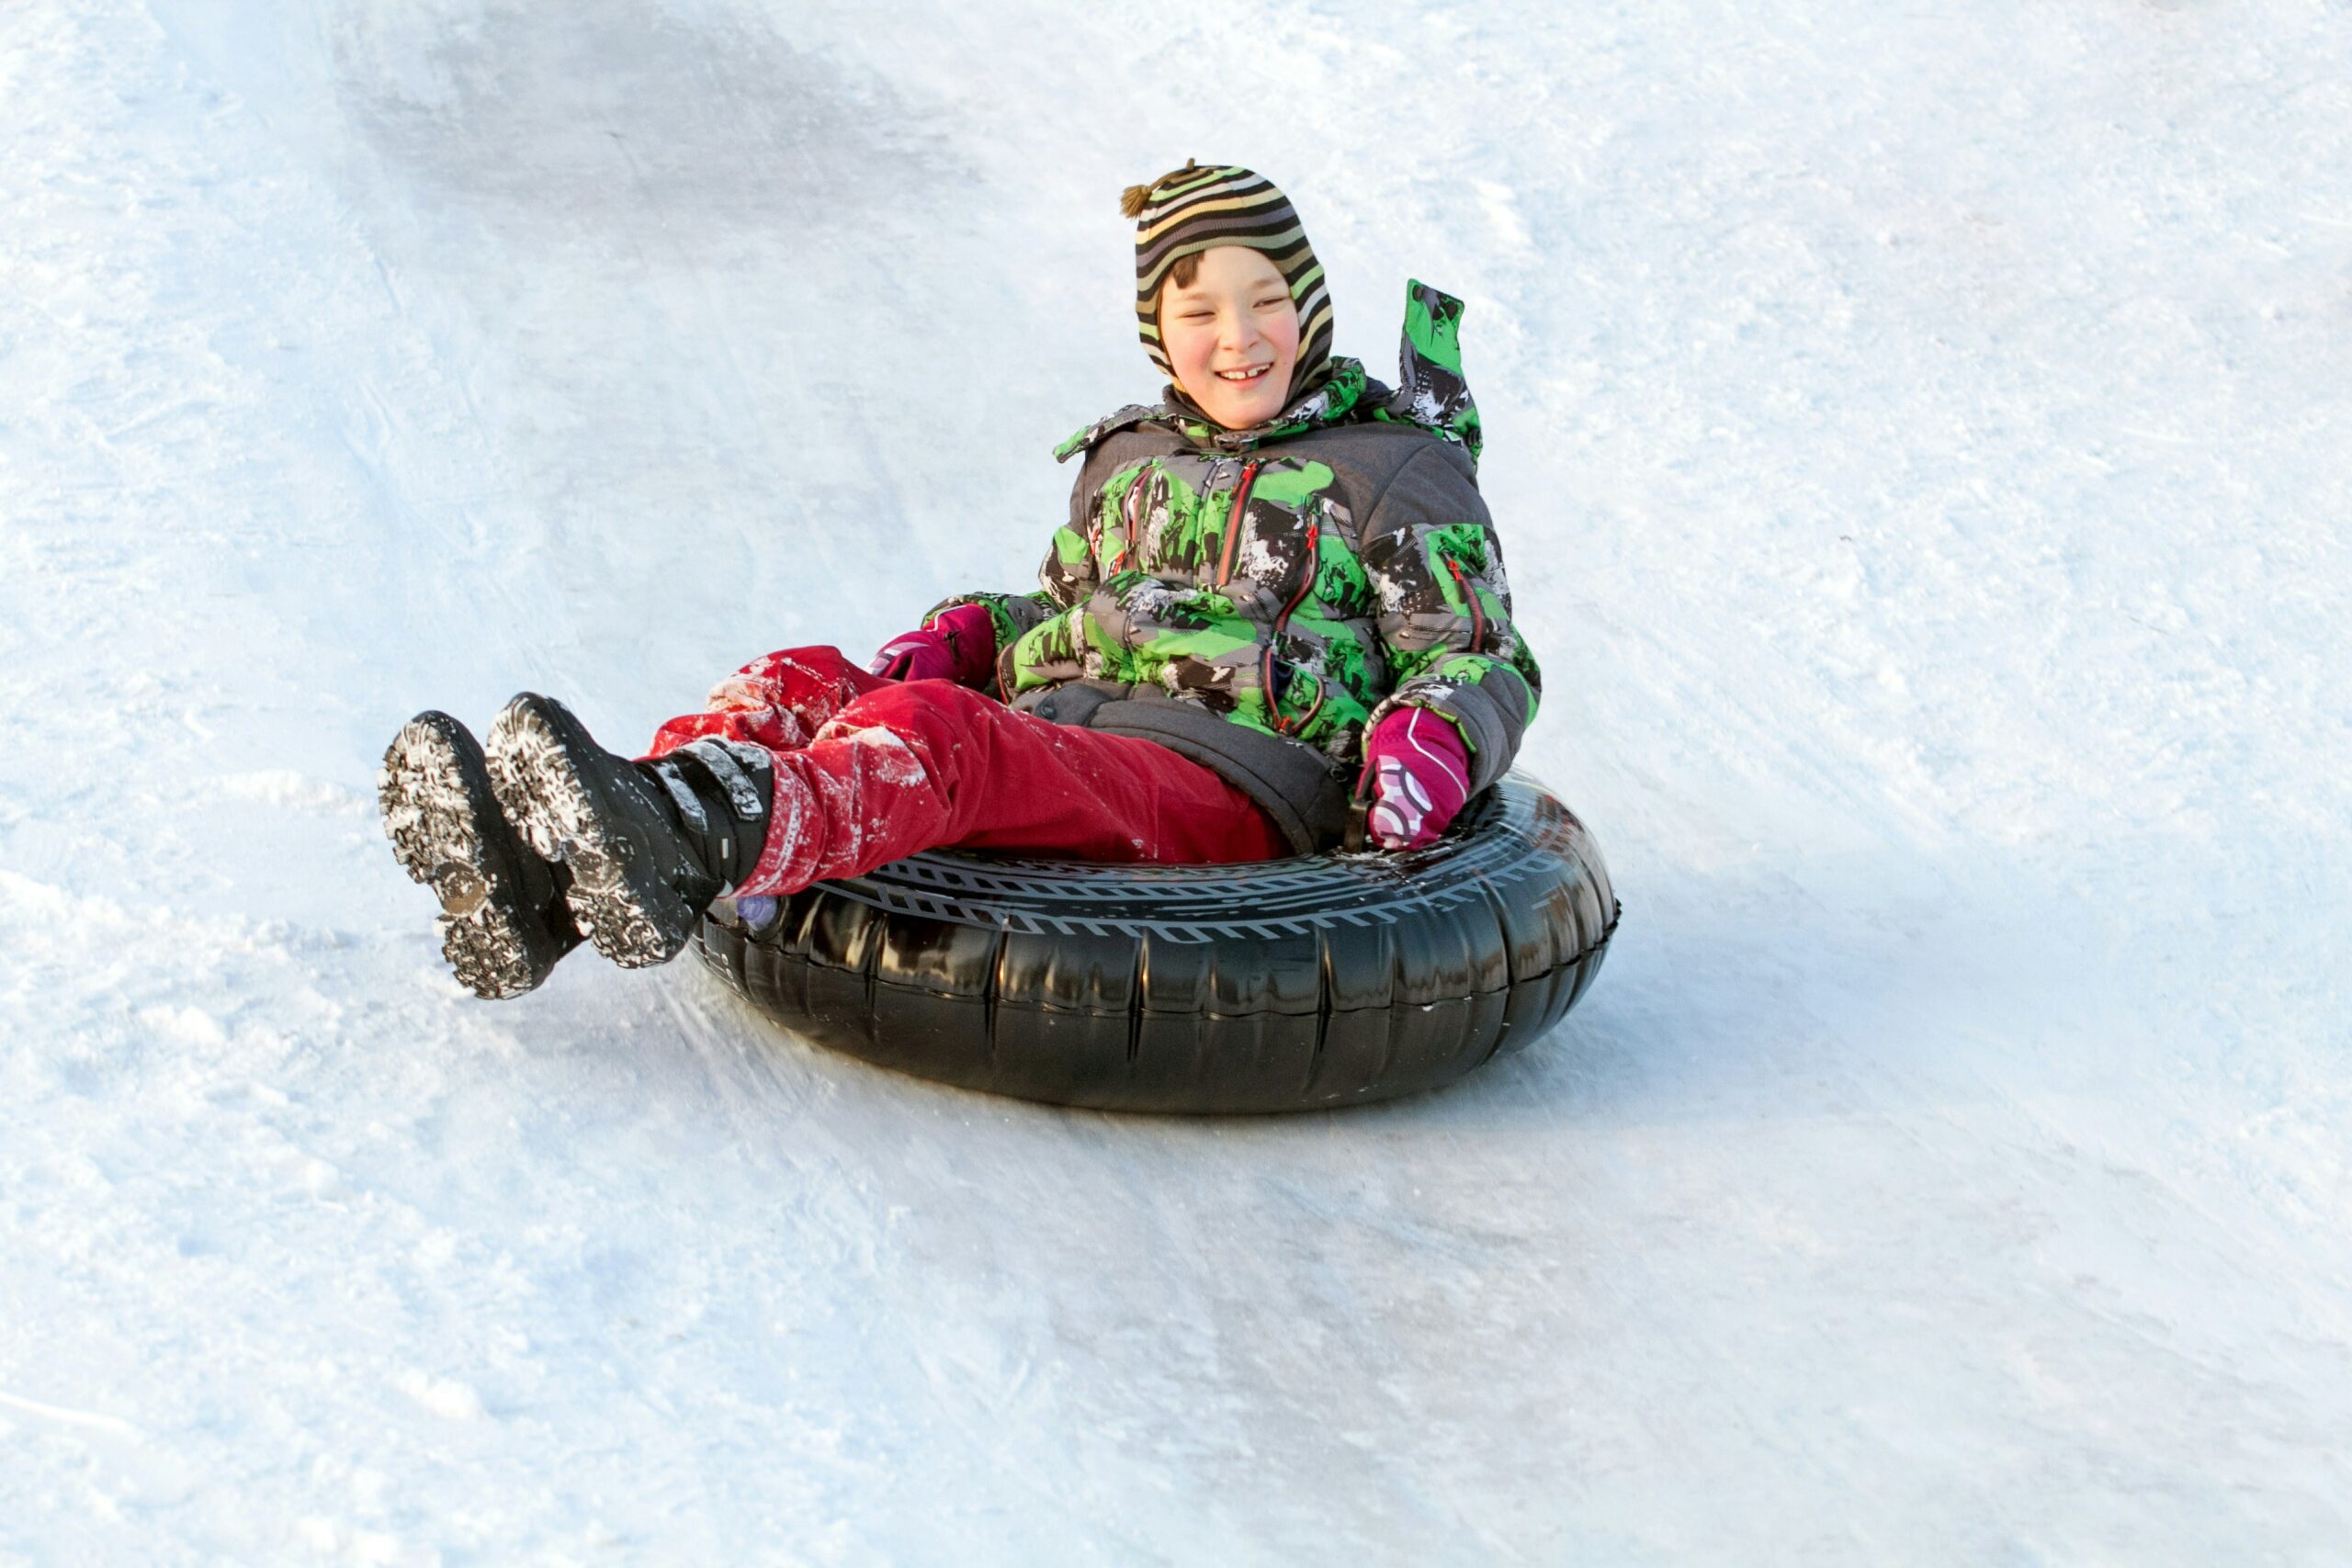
[1217,365,1272,381]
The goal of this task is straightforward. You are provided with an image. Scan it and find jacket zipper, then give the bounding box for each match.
[1116,467,1148,574]
[1213,459,1261,587]
[1265,517,1319,734]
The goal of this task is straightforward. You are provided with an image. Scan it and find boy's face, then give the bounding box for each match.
[1158,245,1302,430]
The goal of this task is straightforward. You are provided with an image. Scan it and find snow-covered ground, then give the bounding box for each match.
[5,0,2349,1560]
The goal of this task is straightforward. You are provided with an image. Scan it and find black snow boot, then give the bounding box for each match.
[379,710,586,999]
[482,693,773,969]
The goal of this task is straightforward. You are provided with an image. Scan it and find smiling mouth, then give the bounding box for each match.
[1215,364,1274,384]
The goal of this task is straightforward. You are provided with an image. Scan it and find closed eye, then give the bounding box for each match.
[1175,299,1283,317]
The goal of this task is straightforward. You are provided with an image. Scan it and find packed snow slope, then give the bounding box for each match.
[5,0,2349,1561]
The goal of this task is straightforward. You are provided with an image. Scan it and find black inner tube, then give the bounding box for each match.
[695,773,1618,1113]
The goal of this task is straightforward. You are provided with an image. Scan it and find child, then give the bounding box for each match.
[379,162,1542,1000]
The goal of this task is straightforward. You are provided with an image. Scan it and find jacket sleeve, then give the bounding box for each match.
[922,464,1104,692]
[1358,440,1542,794]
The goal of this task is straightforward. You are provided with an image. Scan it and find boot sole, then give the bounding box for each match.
[484,694,701,968]
[379,713,569,999]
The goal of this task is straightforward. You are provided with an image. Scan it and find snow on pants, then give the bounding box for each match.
[641,646,1292,897]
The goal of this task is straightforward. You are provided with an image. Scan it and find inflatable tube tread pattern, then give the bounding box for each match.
[695,908,1613,1111]
[693,774,1618,1112]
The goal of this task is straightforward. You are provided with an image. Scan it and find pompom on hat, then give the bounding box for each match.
[1124,161,1338,415]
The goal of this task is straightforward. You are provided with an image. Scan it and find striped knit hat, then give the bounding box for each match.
[1125,162,1337,416]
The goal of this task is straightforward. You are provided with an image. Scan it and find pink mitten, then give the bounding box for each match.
[867,604,998,685]
[1360,707,1472,851]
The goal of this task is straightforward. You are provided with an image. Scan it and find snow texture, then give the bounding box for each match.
[4,0,2349,1562]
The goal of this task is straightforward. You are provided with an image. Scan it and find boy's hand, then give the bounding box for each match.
[867,630,957,682]
[1359,707,1472,852]
[867,604,997,685]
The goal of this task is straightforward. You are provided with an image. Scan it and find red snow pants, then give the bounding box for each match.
[641,646,1291,897]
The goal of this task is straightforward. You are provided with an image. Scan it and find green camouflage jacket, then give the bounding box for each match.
[931,280,1540,853]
